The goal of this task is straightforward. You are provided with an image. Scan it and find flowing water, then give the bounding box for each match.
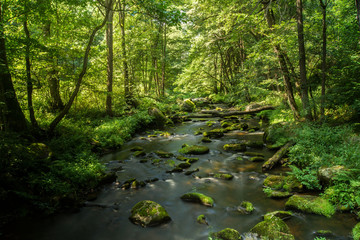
[5,115,357,240]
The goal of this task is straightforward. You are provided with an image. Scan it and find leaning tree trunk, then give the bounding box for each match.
[49,1,112,132]
[106,0,114,116]
[296,0,313,121]
[0,4,28,132]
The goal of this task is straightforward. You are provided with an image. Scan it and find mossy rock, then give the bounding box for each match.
[221,121,232,128]
[245,141,264,149]
[263,175,303,192]
[148,107,170,127]
[131,146,144,152]
[237,201,254,214]
[244,152,264,157]
[236,156,244,161]
[263,188,293,199]
[181,192,214,207]
[249,156,265,162]
[214,173,234,180]
[206,120,217,127]
[187,158,199,163]
[250,216,295,240]
[177,162,191,169]
[223,143,246,152]
[179,145,209,155]
[152,159,162,165]
[28,143,52,160]
[285,195,335,218]
[211,228,241,240]
[203,129,224,138]
[263,175,284,190]
[283,176,303,192]
[318,165,347,187]
[154,150,174,158]
[134,151,146,157]
[353,223,360,240]
[181,99,196,112]
[197,214,208,225]
[131,180,146,189]
[129,200,171,227]
[185,168,200,176]
[264,211,293,221]
[201,137,212,143]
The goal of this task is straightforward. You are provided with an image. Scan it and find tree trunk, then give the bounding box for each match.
[296,0,313,120]
[161,23,166,97]
[49,1,112,132]
[119,0,131,103]
[106,0,114,116]
[356,0,360,32]
[320,0,327,118]
[0,3,28,132]
[24,16,39,128]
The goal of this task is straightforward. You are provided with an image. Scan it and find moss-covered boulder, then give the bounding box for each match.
[223,143,246,152]
[151,159,162,165]
[263,188,293,199]
[353,222,360,240]
[177,162,191,169]
[263,175,303,192]
[179,145,209,155]
[245,152,264,157]
[249,156,265,162]
[181,192,214,207]
[154,150,174,158]
[197,214,208,225]
[185,168,200,175]
[131,146,144,152]
[250,216,295,240]
[318,165,347,187]
[237,201,254,214]
[214,173,234,180]
[28,143,52,160]
[201,137,212,143]
[134,151,146,157]
[211,228,241,240]
[245,141,264,149]
[264,211,293,221]
[129,200,171,227]
[203,129,224,138]
[181,99,196,112]
[221,121,232,128]
[148,107,170,127]
[285,195,335,218]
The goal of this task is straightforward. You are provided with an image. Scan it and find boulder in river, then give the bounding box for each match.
[223,143,246,152]
[249,156,265,162]
[196,214,208,225]
[129,200,171,227]
[154,150,174,158]
[148,107,171,127]
[201,137,212,143]
[179,145,209,155]
[263,188,293,199]
[181,192,214,207]
[318,165,347,187]
[237,201,254,214]
[285,195,335,218]
[250,216,295,240]
[203,129,224,138]
[181,99,196,112]
[130,146,144,152]
[264,211,293,221]
[133,151,146,157]
[211,228,241,240]
[263,175,303,193]
[213,173,234,180]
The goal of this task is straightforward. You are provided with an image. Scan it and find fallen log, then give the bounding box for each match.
[201,105,275,117]
[262,141,295,171]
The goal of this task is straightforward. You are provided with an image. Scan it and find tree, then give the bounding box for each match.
[106,0,114,116]
[319,0,328,118]
[356,0,360,32]
[0,2,28,132]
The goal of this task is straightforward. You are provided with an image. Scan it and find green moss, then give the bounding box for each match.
[244,152,264,157]
[263,188,293,199]
[264,211,293,221]
[197,214,207,225]
[203,129,224,138]
[211,228,241,240]
[285,195,335,218]
[353,223,360,240]
[250,156,265,162]
[250,216,294,240]
[263,175,303,193]
[240,201,254,213]
[154,150,174,158]
[223,143,246,152]
[201,137,212,143]
[134,151,146,157]
[179,145,209,155]
[236,156,244,161]
[263,175,285,190]
[181,192,214,207]
[214,173,234,180]
[177,162,191,169]
[152,159,162,165]
[206,120,217,127]
[129,200,171,227]
[221,121,232,128]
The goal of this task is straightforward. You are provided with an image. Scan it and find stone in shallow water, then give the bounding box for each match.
[196,214,208,225]
[237,201,254,214]
[211,228,241,240]
[264,211,293,221]
[285,195,335,218]
[180,192,214,207]
[129,200,171,227]
[213,173,234,180]
[223,143,246,152]
[250,216,295,240]
[179,145,209,155]
[154,150,174,158]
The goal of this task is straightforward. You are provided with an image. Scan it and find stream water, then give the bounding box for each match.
[6,113,357,240]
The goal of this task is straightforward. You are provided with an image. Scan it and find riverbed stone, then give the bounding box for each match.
[285,195,335,218]
[263,175,303,192]
[211,228,241,240]
[133,151,146,157]
[223,143,246,152]
[203,129,224,138]
[263,188,293,199]
[245,152,264,157]
[181,99,196,112]
[177,162,191,169]
[353,222,360,240]
[318,165,347,187]
[181,192,214,207]
[129,200,171,227]
[214,173,234,180]
[179,145,209,155]
[197,214,208,225]
[201,137,212,143]
[154,150,174,158]
[249,156,265,162]
[185,168,200,175]
[237,201,254,214]
[264,211,293,221]
[131,146,144,152]
[250,216,294,240]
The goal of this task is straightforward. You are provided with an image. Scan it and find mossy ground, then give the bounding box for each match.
[285,195,335,218]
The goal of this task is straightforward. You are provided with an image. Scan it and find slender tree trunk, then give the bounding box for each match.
[49,1,112,132]
[24,16,39,128]
[119,0,131,103]
[356,0,360,32]
[0,3,28,132]
[161,23,166,97]
[320,0,328,118]
[106,0,114,116]
[296,0,313,120]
